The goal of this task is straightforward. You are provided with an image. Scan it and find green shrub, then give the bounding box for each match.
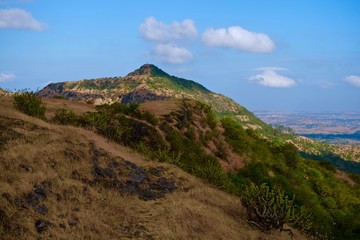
[54,95,66,99]
[53,108,79,125]
[288,206,313,232]
[13,91,46,119]
[241,183,295,232]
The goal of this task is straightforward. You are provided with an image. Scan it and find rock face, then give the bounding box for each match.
[120,87,169,104]
[90,144,176,201]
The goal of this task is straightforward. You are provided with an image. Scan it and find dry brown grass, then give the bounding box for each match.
[43,97,96,120]
[140,99,181,117]
[0,96,307,239]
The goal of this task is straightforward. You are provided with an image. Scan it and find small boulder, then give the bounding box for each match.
[149,167,164,177]
[35,219,49,233]
[19,163,32,172]
[35,204,48,215]
[93,165,115,178]
[68,219,78,227]
[34,187,47,200]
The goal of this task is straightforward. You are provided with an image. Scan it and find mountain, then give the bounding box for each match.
[38,64,265,130]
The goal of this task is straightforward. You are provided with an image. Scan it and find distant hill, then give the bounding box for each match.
[38,64,265,130]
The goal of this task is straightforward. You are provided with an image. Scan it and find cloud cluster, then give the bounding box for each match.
[249,68,296,88]
[0,72,15,82]
[139,17,275,64]
[344,75,360,88]
[0,8,47,31]
[202,26,275,52]
[139,17,196,64]
[140,16,197,42]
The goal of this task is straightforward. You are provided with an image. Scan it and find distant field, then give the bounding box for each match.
[255,111,360,134]
[254,111,360,144]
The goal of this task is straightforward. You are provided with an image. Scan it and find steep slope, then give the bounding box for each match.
[0,96,306,240]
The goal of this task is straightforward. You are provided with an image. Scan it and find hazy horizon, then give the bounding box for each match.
[1,0,359,112]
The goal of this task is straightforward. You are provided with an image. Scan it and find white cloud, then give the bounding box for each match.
[139,17,197,64]
[249,68,296,88]
[152,43,193,64]
[0,72,15,82]
[0,8,47,31]
[139,16,197,42]
[202,26,275,52]
[344,75,360,88]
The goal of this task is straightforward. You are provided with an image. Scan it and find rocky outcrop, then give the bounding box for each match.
[89,144,176,201]
[120,87,169,104]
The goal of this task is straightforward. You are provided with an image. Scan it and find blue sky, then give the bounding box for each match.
[0,0,359,112]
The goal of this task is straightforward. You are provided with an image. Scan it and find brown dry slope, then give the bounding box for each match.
[0,96,306,240]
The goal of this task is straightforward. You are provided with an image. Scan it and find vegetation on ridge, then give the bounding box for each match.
[2,95,307,240]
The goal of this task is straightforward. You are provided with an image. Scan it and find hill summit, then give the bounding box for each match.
[127,64,170,78]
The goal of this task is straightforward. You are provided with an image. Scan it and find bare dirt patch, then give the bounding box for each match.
[140,99,181,116]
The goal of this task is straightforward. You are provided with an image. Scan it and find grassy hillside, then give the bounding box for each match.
[221,117,360,239]
[6,93,360,239]
[0,95,306,240]
[55,98,360,239]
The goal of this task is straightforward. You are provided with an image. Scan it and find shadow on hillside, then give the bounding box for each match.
[301,152,360,174]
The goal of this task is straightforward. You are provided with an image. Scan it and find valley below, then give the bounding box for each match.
[255,111,360,144]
